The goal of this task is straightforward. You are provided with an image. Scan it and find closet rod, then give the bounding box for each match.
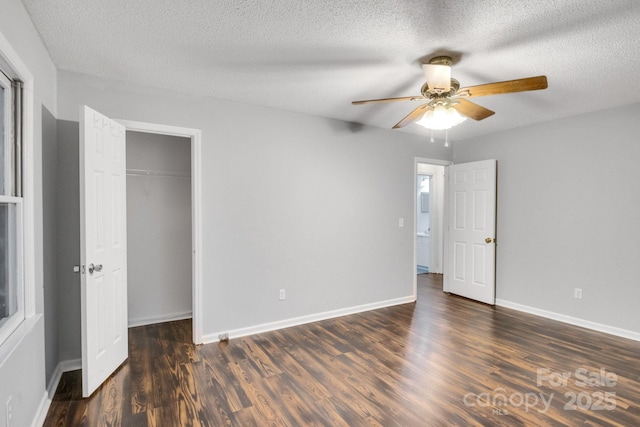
[126,168,191,178]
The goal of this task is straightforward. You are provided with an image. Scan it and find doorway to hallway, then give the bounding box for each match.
[413,158,448,298]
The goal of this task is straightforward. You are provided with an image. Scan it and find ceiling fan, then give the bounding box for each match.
[352,56,548,130]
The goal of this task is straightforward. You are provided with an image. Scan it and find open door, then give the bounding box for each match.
[80,105,128,397]
[444,159,496,304]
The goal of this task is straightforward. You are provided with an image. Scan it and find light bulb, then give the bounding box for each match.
[416,104,467,130]
[433,105,446,119]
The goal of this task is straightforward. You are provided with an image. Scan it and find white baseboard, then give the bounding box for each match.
[496,299,640,342]
[47,358,82,398]
[32,390,49,427]
[128,311,192,328]
[202,295,416,344]
[33,358,82,427]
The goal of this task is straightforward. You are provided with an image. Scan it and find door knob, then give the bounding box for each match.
[485,237,494,244]
[88,263,103,275]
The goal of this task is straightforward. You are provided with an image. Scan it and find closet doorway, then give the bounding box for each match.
[126,131,192,328]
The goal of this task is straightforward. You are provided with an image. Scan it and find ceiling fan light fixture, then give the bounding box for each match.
[352,55,547,131]
[416,104,466,130]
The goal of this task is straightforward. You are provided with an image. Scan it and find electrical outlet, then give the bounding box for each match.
[5,396,12,426]
[279,289,286,300]
[398,218,405,228]
[574,288,583,299]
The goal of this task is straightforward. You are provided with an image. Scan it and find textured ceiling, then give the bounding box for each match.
[21,0,640,141]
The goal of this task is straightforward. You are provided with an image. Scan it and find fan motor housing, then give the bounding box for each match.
[422,78,460,98]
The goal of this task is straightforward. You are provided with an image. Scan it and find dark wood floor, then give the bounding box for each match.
[45,274,640,426]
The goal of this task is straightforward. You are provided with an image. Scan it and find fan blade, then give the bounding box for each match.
[392,104,429,129]
[457,76,548,98]
[453,99,495,121]
[352,96,424,105]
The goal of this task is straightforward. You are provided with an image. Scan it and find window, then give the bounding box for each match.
[0,67,24,345]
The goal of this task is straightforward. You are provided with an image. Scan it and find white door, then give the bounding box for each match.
[80,105,128,397]
[444,160,497,304]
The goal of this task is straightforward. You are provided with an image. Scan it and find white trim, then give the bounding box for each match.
[191,127,203,344]
[21,75,35,319]
[0,71,12,193]
[0,31,34,81]
[116,119,204,344]
[442,166,450,293]
[202,295,416,344]
[33,358,83,427]
[47,358,82,397]
[32,391,49,427]
[496,299,640,342]
[414,157,451,167]
[128,311,192,328]
[0,195,22,203]
[117,120,199,139]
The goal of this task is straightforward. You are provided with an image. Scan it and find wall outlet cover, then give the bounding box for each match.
[5,395,12,426]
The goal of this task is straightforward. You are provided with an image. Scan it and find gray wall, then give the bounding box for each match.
[55,69,452,355]
[0,0,57,425]
[126,131,192,326]
[454,101,640,333]
[56,120,81,361]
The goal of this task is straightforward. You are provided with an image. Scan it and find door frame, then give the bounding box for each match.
[413,157,451,300]
[116,119,203,344]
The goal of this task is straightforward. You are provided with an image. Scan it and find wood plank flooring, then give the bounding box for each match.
[45,274,640,426]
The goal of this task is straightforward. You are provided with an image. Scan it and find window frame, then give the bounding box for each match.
[0,196,24,344]
[0,70,11,193]
[0,29,35,356]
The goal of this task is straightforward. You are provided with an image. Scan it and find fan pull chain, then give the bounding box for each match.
[430,130,434,143]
